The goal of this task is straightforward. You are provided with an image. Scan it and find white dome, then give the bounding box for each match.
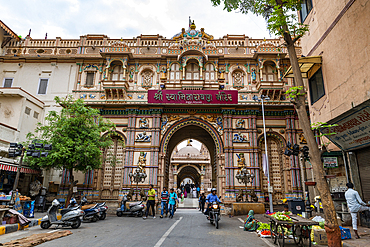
[177,145,200,156]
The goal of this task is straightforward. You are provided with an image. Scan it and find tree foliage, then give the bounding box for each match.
[26,96,116,173]
[212,0,308,41]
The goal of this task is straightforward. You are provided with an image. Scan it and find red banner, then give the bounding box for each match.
[148,90,238,104]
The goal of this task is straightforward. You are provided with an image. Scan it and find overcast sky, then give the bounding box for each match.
[1,0,272,40]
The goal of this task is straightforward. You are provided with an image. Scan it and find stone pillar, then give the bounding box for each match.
[173,164,178,189]
[200,165,205,193]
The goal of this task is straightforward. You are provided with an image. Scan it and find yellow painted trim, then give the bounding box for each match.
[0,226,5,235]
[57,215,62,220]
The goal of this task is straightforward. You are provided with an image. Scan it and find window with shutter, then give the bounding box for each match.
[309,68,325,104]
[3,78,13,88]
[86,72,95,86]
[37,79,49,94]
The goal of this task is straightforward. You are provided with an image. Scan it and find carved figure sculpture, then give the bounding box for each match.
[137,152,147,173]
[139,117,149,128]
[135,131,151,142]
[140,188,147,201]
[142,70,153,88]
[129,67,134,80]
[236,153,246,170]
[236,119,245,129]
[127,188,134,201]
[249,189,259,203]
[233,132,248,143]
[236,189,244,202]
[251,68,257,81]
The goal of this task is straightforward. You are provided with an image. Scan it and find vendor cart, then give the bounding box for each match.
[264,214,319,247]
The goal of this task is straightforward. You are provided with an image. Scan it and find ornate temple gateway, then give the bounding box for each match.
[1,21,305,204]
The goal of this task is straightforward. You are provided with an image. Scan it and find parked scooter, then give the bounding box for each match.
[69,197,100,222]
[40,199,84,229]
[116,195,145,217]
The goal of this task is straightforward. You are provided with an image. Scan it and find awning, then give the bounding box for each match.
[0,163,41,174]
[283,56,322,78]
[0,164,17,172]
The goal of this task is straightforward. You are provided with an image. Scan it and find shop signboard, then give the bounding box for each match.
[321,102,370,150]
[323,157,338,169]
[148,89,238,104]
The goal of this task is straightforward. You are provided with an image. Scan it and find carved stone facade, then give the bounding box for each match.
[0,21,306,204]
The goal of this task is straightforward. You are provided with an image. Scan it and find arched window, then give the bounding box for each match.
[110,61,124,81]
[141,70,153,88]
[170,63,181,81]
[185,61,199,80]
[204,63,215,81]
[263,62,277,81]
[232,70,245,88]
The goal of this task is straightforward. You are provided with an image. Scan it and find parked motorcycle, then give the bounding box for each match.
[40,199,84,229]
[116,195,145,217]
[94,202,108,220]
[69,197,100,222]
[208,201,221,229]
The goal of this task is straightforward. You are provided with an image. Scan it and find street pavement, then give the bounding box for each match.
[1,209,271,247]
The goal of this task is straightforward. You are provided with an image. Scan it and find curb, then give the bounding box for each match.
[0,218,41,235]
[0,215,62,236]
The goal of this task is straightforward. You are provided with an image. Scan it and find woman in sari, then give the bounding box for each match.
[244,210,258,231]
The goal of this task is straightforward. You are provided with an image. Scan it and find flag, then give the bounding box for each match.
[262,153,269,178]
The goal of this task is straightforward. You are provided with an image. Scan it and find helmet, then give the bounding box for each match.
[211,188,217,192]
[52,199,60,207]
[70,198,77,205]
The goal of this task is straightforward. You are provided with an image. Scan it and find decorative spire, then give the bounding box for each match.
[190,20,196,30]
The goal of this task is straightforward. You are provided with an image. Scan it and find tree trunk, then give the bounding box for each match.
[283,33,341,246]
[65,168,74,208]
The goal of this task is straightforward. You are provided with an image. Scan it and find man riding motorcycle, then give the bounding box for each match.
[204,188,221,219]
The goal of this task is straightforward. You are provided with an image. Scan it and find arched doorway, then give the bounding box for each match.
[159,118,224,195]
[177,166,200,188]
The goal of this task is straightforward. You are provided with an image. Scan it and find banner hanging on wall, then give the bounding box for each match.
[148,89,238,104]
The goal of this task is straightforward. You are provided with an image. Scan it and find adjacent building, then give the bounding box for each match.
[298,0,370,203]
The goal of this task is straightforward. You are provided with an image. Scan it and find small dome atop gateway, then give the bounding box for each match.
[177,139,200,156]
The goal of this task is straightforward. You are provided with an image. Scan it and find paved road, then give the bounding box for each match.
[1,209,272,247]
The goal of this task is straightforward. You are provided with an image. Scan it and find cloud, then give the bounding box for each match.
[0,0,272,39]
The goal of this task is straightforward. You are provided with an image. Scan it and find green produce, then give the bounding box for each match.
[257,222,271,231]
[319,221,325,229]
[273,212,293,222]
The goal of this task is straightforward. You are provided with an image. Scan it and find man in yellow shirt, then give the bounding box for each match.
[143,184,156,219]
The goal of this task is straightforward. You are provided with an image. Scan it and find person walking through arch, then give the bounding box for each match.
[160,187,169,218]
[143,184,156,219]
[168,188,178,219]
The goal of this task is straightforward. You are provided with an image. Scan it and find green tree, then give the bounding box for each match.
[211,0,341,245]
[26,96,115,205]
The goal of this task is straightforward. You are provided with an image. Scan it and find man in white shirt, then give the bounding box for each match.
[345,182,370,238]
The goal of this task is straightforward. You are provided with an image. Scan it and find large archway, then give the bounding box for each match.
[159,117,224,194]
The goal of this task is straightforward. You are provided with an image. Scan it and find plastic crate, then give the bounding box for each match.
[339,226,351,240]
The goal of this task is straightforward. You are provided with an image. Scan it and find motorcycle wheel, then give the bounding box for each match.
[91,215,98,222]
[40,221,51,229]
[71,218,81,229]
[215,214,219,229]
[117,211,123,217]
[137,211,143,217]
[99,212,106,220]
